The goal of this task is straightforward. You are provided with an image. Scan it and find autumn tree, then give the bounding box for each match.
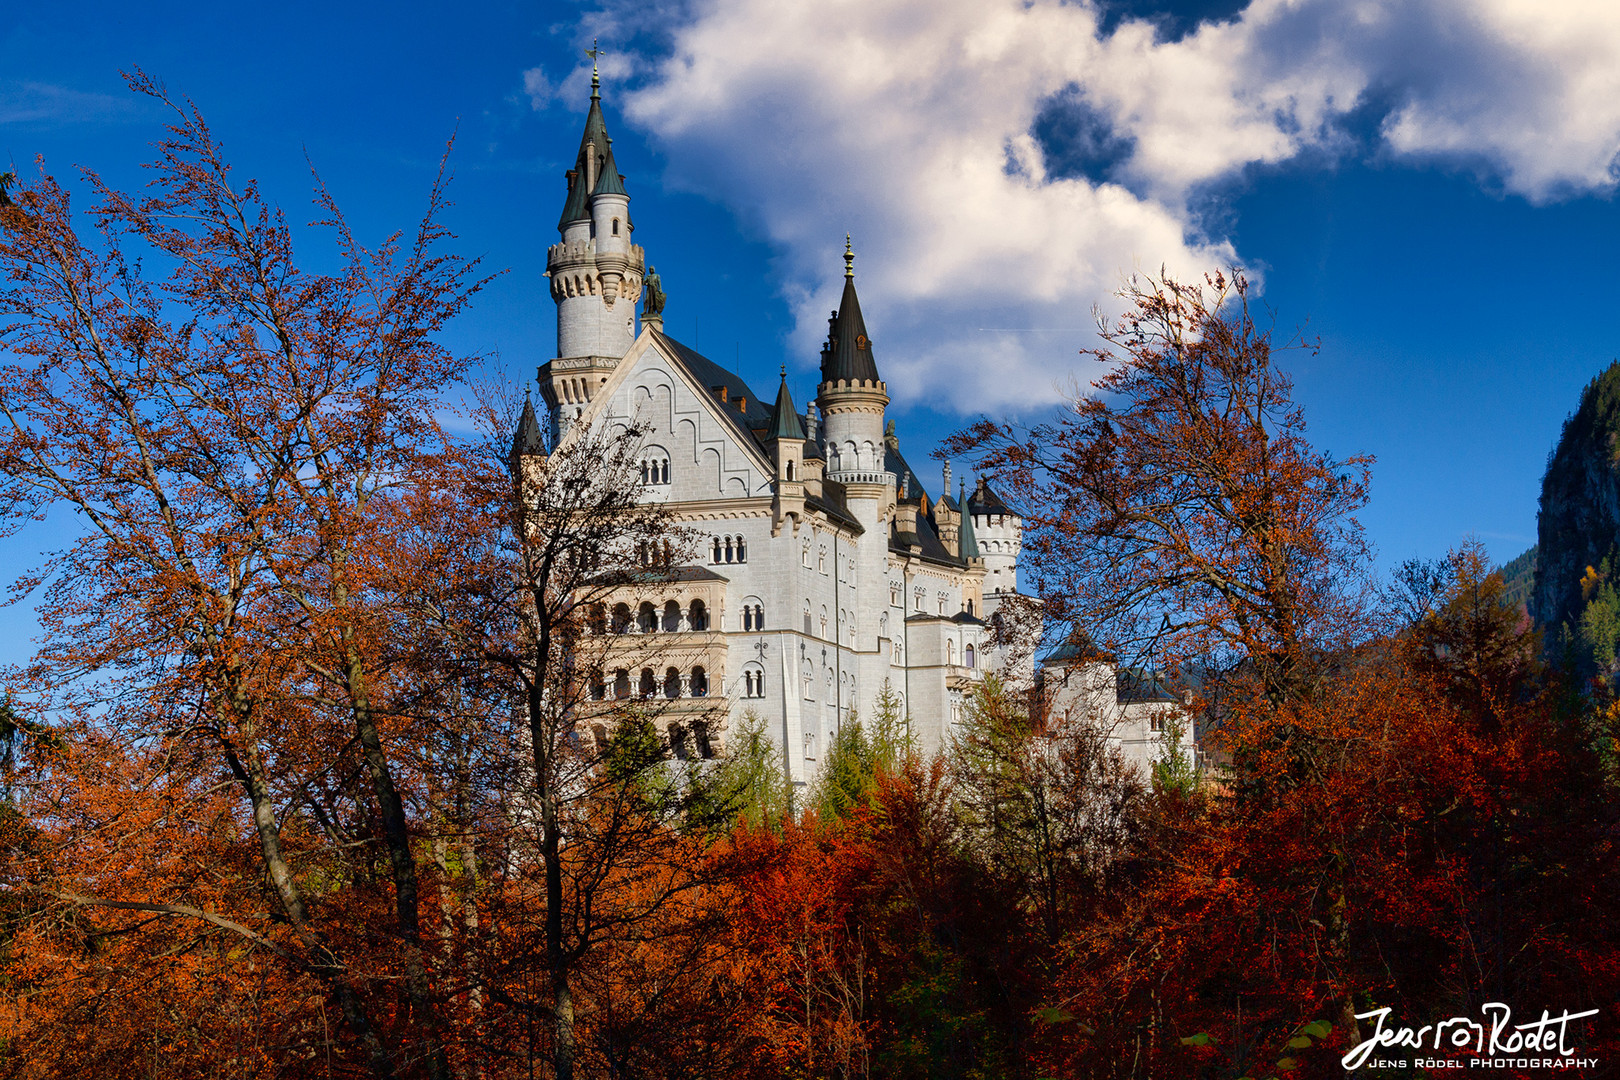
[0,74,490,1077]
[425,398,749,1080]
[945,269,1374,704]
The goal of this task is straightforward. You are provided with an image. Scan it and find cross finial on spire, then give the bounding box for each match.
[586,38,604,97]
[843,233,854,279]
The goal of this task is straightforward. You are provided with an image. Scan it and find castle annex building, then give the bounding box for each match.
[511,73,1030,782]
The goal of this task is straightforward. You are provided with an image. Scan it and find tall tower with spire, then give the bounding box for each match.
[817,237,891,485]
[540,58,647,443]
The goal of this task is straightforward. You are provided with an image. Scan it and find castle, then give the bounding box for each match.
[510,71,1031,783]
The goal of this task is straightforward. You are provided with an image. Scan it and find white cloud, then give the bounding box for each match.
[543,0,1620,413]
[0,81,141,126]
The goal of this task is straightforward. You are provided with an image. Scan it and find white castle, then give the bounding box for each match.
[509,73,1031,783]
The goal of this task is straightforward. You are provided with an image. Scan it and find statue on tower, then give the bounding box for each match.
[642,265,666,318]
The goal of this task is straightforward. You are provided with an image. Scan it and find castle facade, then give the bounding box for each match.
[512,74,1030,783]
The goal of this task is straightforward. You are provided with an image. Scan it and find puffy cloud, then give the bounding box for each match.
[536,0,1620,413]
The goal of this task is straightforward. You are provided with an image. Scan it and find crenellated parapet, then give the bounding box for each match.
[547,240,646,307]
[816,378,888,414]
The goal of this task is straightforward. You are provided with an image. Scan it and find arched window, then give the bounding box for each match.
[693,721,714,759]
[588,604,606,635]
[662,600,681,632]
[690,666,708,697]
[819,607,828,639]
[966,598,975,616]
[639,451,670,486]
[803,601,812,635]
[612,603,631,634]
[735,536,747,562]
[724,537,734,563]
[638,601,657,633]
[785,460,795,480]
[946,640,956,666]
[612,218,621,236]
[712,537,723,562]
[965,644,976,669]
[742,664,765,698]
[663,666,681,699]
[741,601,765,632]
[669,723,689,760]
[802,543,812,568]
[591,724,609,753]
[589,670,606,700]
[688,599,708,631]
[639,668,656,698]
[818,547,827,574]
[804,732,817,760]
[613,669,631,699]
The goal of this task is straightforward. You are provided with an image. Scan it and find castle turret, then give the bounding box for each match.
[767,368,807,535]
[968,476,1022,601]
[510,389,548,502]
[815,237,890,485]
[540,65,646,443]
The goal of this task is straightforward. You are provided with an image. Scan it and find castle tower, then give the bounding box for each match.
[813,239,895,705]
[540,65,647,443]
[509,390,548,502]
[816,237,890,484]
[967,475,1023,606]
[766,368,807,535]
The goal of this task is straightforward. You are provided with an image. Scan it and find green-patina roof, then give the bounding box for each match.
[512,393,546,457]
[592,141,627,197]
[958,480,980,558]
[768,374,806,441]
[557,93,610,230]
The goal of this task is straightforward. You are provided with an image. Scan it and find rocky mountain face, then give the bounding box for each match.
[1535,361,1620,640]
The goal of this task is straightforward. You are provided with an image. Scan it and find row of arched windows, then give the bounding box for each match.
[590,665,710,700]
[711,535,747,563]
[593,600,709,634]
[587,599,768,633]
[636,540,674,567]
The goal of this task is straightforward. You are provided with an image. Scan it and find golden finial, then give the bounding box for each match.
[586,38,604,95]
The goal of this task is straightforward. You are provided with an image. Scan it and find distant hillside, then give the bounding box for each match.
[1499,545,1536,615]
[1534,360,1620,671]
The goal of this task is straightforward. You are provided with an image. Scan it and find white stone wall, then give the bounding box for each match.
[1043,660,1197,780]
[563,336,1019,783]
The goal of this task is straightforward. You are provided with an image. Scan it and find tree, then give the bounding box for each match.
[0,74,502,1078]
[945,270,1374,704]
[422,393,751,1079]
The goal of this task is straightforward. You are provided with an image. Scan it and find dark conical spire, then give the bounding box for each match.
[557,73,611,231]
[820,237,880,385]
[512,391,546,458]
[768,367,807,442]
[592,138,627,196]
[958,479,980,559]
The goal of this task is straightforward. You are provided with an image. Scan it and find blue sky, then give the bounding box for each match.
[4,0,1619,660]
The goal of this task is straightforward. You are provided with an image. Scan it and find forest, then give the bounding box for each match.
[0,81,1616,1080]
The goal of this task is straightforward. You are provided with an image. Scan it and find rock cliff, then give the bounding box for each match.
[1534,361,1620,636]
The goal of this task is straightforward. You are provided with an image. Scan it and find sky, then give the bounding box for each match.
[3,0,1620,657]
